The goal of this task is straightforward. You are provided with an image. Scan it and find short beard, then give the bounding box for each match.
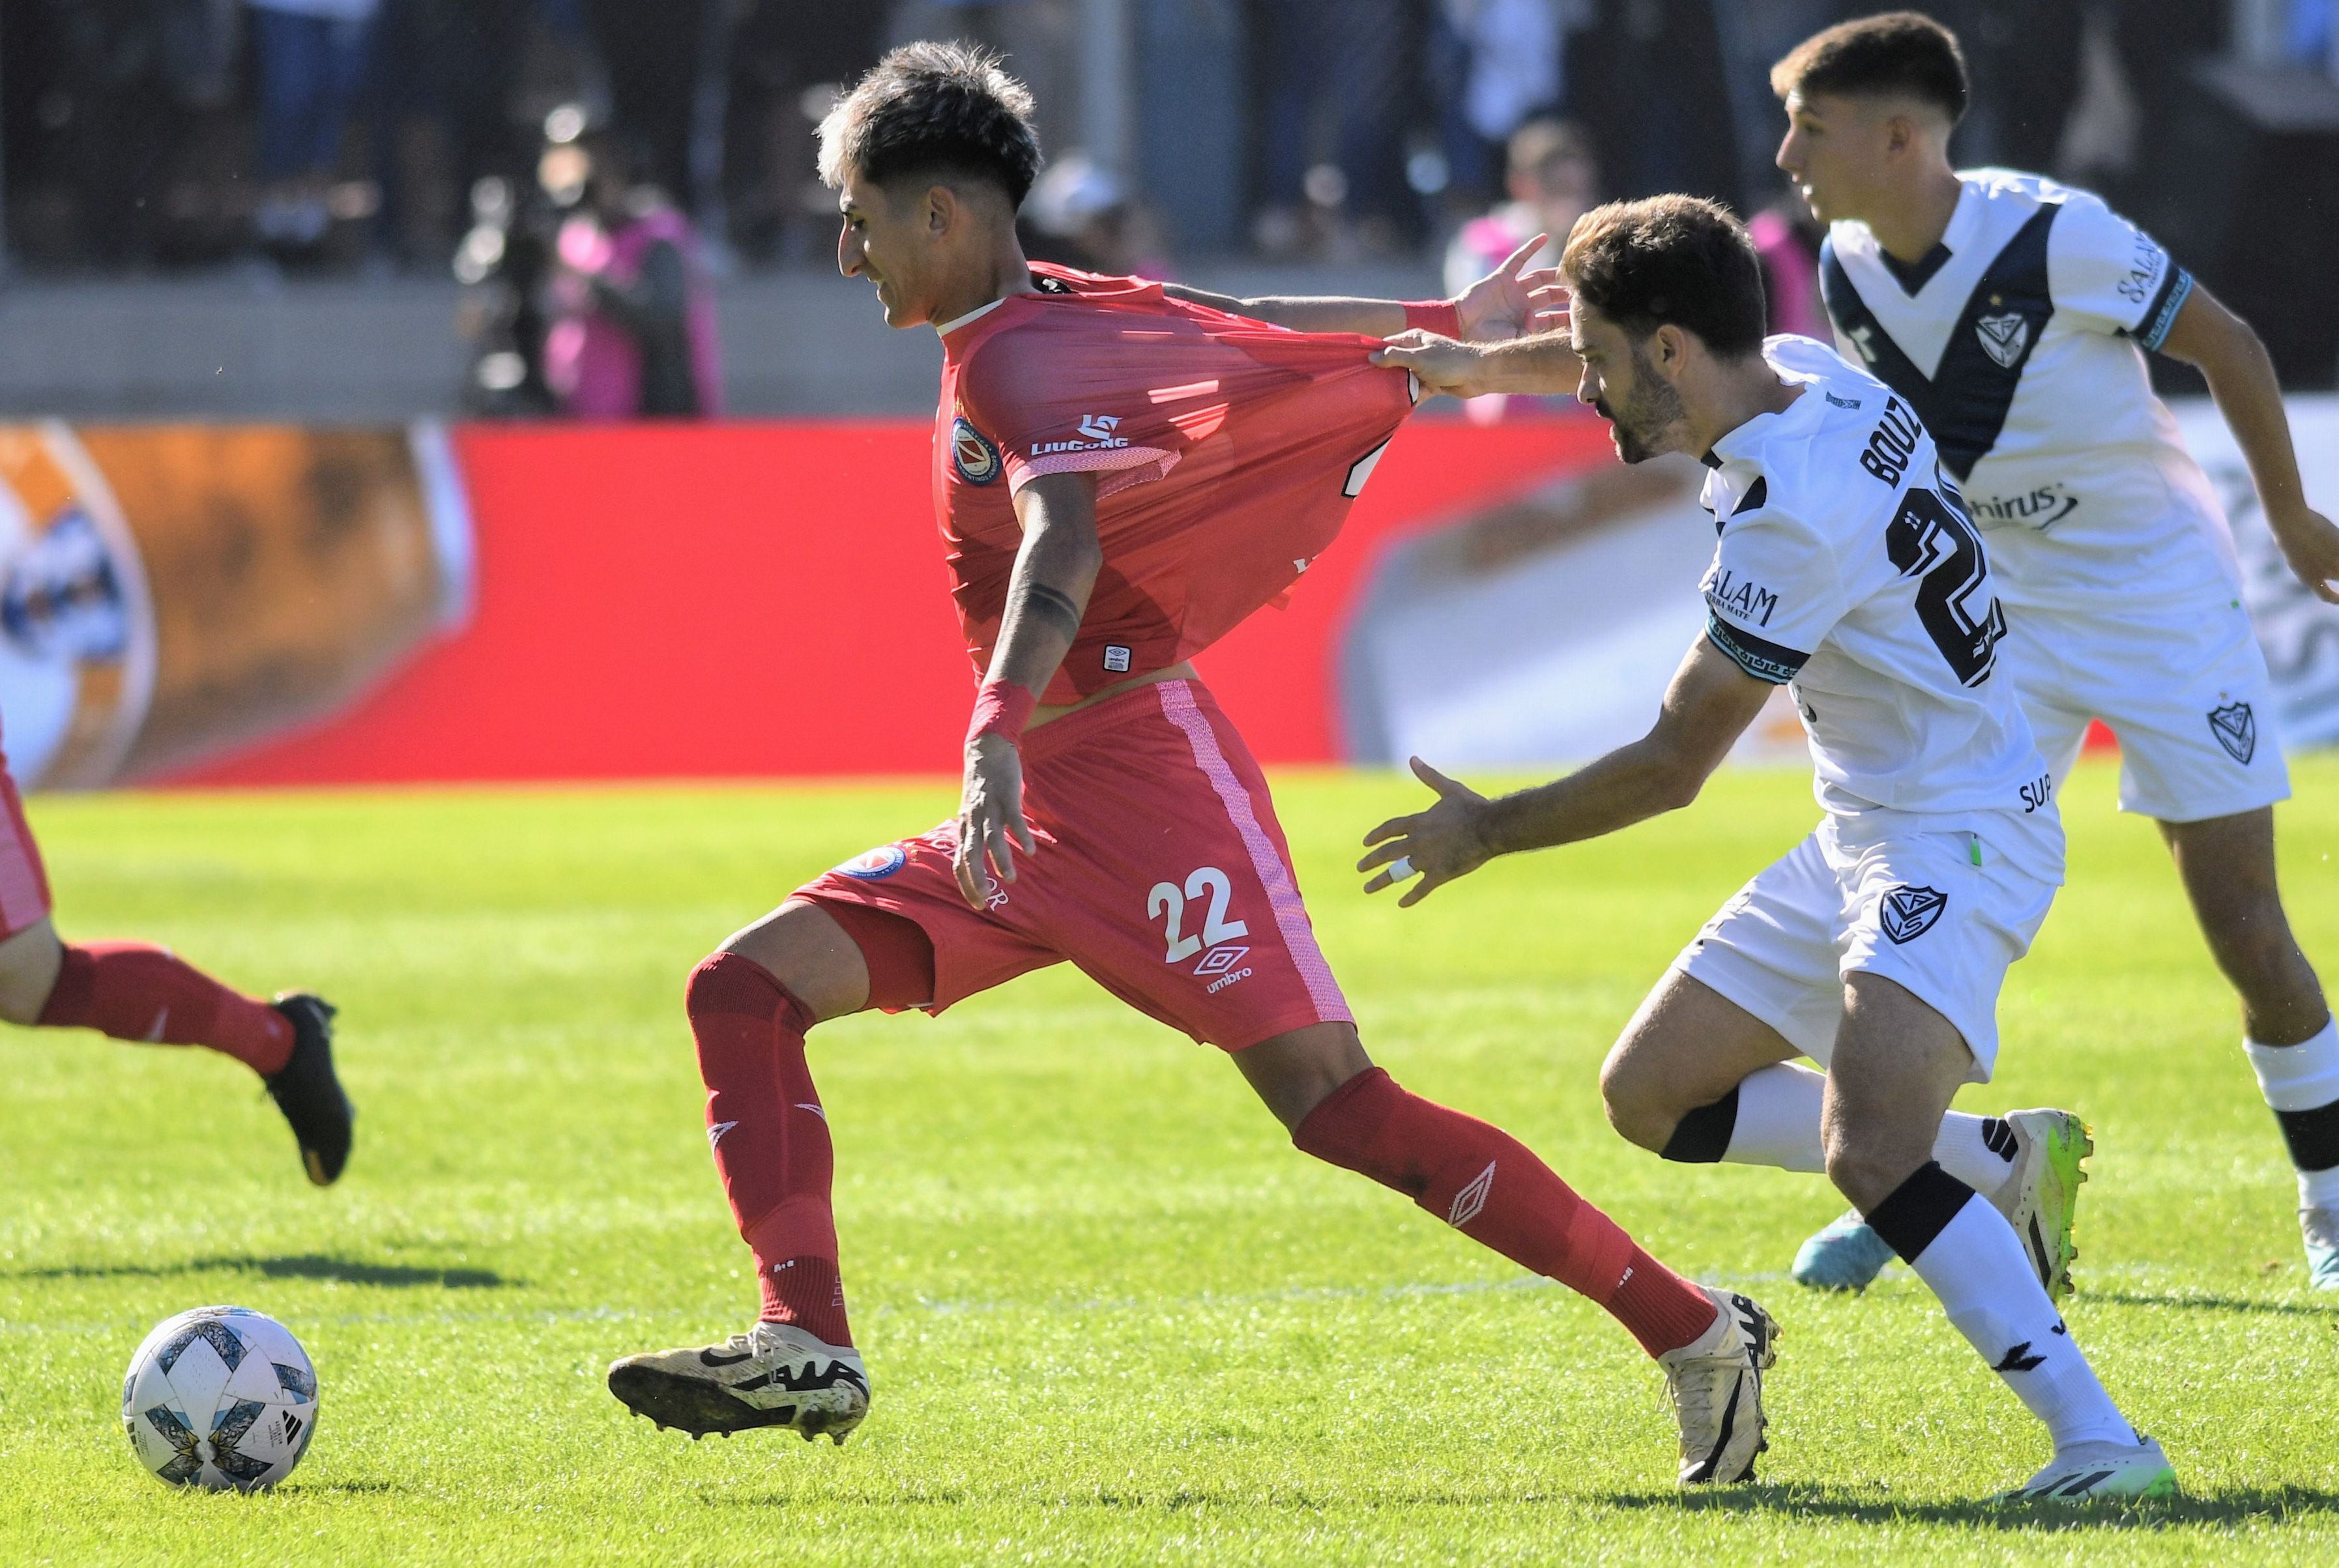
[1606,341,1689,463]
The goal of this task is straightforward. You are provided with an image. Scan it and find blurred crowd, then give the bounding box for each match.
[17,1,2335,274]
[3,1,2334,412]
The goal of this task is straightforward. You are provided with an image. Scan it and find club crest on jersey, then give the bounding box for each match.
[1880,884,1948,944]
[1975,312,2033,370]
[2208,701,2257,764]
[837,845,908,880]
[951,416,1002,486]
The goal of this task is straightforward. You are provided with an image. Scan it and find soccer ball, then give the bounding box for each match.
[121,1305,318,1491]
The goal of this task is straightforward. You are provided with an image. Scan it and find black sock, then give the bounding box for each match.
[2276,1096,2339,1175]
[1659,1086,1739,1163]
[1862,1160,1978,1266]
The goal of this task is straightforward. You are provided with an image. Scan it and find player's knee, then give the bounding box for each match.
[1597,1049,1677,1154]
[1822,1124,1920,1213]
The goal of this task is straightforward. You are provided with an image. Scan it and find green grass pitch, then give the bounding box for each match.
[3,758,2338,1564]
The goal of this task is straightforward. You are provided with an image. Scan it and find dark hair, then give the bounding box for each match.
[1769,11,1968,123]
[817,42,1043,207]
[1560,196,1767,358]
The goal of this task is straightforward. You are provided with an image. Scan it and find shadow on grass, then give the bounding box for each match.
[2086,1288,2339,1318]
[1613,1481,2339,1530]
[8,1253,510,1289]
[698,1481,2339,1528]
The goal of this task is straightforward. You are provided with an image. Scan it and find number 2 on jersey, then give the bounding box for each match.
[1887,487,2007,687]
[1148,867,1250,964]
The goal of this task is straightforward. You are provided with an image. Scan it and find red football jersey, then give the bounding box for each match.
[935,263,1418,704]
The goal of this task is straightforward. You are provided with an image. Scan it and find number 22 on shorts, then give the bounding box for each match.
[1148,867,1250,964]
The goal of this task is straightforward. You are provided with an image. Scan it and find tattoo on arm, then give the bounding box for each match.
[1011,580,1084,640]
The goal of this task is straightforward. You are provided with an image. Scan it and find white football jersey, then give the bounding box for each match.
[1820,169,2237,612]
[1701,336,2050,822]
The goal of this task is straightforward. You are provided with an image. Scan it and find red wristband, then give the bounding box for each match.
[1402,299,1463,338]
[966,680,1037,748]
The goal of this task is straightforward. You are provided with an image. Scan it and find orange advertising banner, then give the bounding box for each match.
[0,424,472,787]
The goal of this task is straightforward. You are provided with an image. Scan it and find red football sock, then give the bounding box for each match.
[688,951,852,1348]
[37,942,293,1077]
[1293,1067,1719,1357]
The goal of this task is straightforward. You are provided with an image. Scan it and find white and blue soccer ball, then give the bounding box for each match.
[121,1305,318,1491]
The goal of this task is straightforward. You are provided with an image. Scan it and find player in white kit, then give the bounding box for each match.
[1768,12,2339,1293]
[1374,195,2174,1500]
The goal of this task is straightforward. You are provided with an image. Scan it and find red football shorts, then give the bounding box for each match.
[0,755,51,939]
[794,679,1351,1050]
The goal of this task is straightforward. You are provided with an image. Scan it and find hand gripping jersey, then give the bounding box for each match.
[935,265,1417,703]
[1700,337,2048,822]
[1818,169,2238,612]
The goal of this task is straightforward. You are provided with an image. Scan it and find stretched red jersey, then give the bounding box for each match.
[935,263,1418,703]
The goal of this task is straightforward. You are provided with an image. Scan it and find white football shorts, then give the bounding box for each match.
[1672,807,2065,1082]
[2005,594,2290,824]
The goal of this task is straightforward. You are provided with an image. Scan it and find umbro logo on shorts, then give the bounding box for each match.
[1879,884,1948,945]
[2208,701,2256,764]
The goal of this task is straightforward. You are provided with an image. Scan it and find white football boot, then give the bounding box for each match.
[1792,1109,2090,1299]
[2303,1207,2339,1290]
[1998,1434,2177,1503]
[1657,1286,1779,1485]
[607,1321,869,1442]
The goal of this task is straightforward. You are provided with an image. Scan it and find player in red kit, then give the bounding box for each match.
[0,752,351,1183]
[605,42,1779,1485]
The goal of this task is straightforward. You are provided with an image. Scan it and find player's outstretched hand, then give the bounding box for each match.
[955,734,1037,910]
[1375,332,1492,398]
[1358,757,1494,908]
[2273,504,2339,605]
[1525,278,1571,337]
[1454,234,1549,343]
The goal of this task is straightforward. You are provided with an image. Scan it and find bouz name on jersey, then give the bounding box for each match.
[1859,396,1926,489]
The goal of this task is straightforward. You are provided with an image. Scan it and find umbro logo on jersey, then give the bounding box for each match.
[1879,884,1948,944]
[1974,312,2033,370]
[2209,701,2257,764]
[1448,1161,1496,1228]
[951,416,1002,486]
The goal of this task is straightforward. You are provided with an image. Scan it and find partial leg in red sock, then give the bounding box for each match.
[689,950,852,1346]
[38,941,292,1076]
[1294,1067,1719,1357]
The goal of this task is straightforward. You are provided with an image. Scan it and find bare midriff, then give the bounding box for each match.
[1029,661,1200,731]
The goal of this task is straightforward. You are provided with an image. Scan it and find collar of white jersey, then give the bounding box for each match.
[1704,336,1827,472]
[1840,177,1987,277]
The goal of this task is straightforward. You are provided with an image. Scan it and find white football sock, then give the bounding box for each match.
[1908,1197,2134,1451]
[1932,1111,2020,1199]
[2246,1017,2339,1112]
[2245,1019,2339,1208]
[1721,1062,1826,1172]
[1719,1066,2020,1199]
